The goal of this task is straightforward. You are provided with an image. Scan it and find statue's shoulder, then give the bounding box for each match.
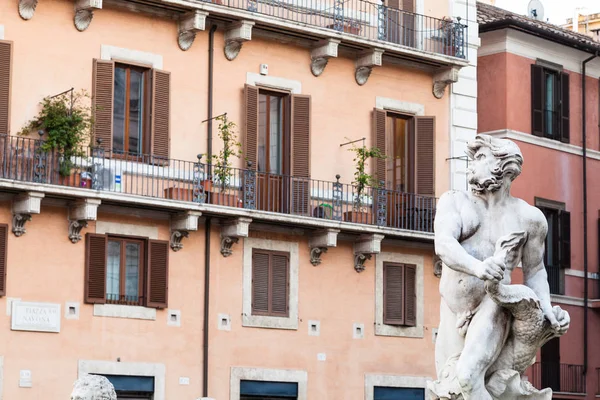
[439,189,470,205]
[513,198,547,232]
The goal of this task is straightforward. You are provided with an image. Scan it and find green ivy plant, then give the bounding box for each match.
[346,140,385,211]
[207,114,242,190]
[19,90,93,177]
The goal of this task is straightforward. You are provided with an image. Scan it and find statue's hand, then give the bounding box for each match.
[546,305,570,336]
[474,256,505,282]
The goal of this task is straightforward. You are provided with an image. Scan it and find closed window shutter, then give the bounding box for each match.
[531,64,544,137]
[560,72,570,143]
[92,59,114,151]
[559,210,571,269]
[414,116,435,196]
[244,84,259,169]
[383,263,404,325]
[0,41,12,136]
[291,94,311,215]
[85,233,107,304]
[373,108,387,186]
[0,224,7,296]
[402,0,414,12]
[404,264,417,326]
[252,251,270,314]
[151,69,170,164]
[146,240,169,308]
[270,253,289,316]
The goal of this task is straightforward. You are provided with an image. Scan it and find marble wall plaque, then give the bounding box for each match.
[11,302,61,333]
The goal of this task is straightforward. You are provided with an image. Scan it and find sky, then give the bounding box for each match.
[494,0,600,25]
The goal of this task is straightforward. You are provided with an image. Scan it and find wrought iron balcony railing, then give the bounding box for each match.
[205,0,467,58]
[530,362,586,394]
[0,135,436,233]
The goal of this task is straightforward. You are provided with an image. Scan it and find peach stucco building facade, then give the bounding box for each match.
[0,0,476,398]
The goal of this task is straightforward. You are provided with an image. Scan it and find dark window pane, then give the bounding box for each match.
[113,67,127,153]
[129,70,144,155]
[107,240,121,301]
[258,94,267,173]
[124,242,140,301]
[269,96,282,174]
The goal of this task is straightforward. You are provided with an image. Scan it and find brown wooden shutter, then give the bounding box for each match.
[271,253,289,316]
[373,108,387,187]
[151,69,170,163]
[531,64,544,137]
[0,224,8,296]
[414,116,435,196]
[291,94,311,215]
[0,41,13,136]
[402,0,414,12]
[383,263,404,325]
[92,59,114,151]
[560,72,570,143]
[252,251,270,314]
[85,233,107,304]
[244,84,259,169]
[404,264,417,326]
[559,210,571,269]
[146,239,169,308]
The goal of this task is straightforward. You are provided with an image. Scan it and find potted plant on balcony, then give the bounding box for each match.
[438,16,457,56]
[343,141,384,224]
[18,89,93,188]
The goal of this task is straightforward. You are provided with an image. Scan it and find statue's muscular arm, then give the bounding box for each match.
[434,191,504,281]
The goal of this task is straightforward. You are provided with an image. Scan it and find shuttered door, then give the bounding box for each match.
[386,0,401,44]
[252,251,270,314]
[85,233,107,304]
[151,69,170,164]
[559,210,571,269]
[402,0,415,47]
[0,224,7,296]
[271,253,289,316]
[531,65,544,137]
[404,264,416,326]
[414,116,435,196]
[0,41,12,136]
[373,108,387,187]
[383,263,404,325]
[146,240,169,308]
[244,84,259,169]
[92,59,115,151]
[560,72,570,143]
[291,94,311,215]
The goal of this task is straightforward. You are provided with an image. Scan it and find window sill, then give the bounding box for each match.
[242,314,298,330]
[93,304,156,321]
[375,323,424,338]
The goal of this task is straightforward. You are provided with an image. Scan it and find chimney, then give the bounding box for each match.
[573,9,579,32]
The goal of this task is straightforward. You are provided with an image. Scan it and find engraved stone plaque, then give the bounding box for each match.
[11,302,61,333]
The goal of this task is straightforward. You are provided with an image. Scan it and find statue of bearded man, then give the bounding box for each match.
[430,134,570,399]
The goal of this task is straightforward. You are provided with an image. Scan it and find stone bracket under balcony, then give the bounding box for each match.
[220,217,252,257]
[12,192,44,237]
[355,48,384,86]
[170,211,202,251]
[224,20,255,61]
[74,0,102,32]
[18,0,38,20]
[432,67,460,99]
[310,39,340,77]
[68,198,101,244]
[308,228,340,266]
[353,233,384,272]
[178,10,208,51]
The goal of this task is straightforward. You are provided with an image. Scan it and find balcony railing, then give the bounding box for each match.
[205,0,467,58]
[530,362,586,394]
[0,135,436,233]
[546,264,563,295]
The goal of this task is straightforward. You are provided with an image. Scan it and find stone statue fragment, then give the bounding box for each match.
[71,374,117,400]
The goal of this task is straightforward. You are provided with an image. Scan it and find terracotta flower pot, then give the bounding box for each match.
[343,210,373,224]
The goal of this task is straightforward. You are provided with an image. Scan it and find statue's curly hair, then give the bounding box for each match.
[466,134,523,182]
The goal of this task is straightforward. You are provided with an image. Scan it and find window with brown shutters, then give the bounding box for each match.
[536,199,570,295]
[251,249,289,317]
[414,116,435,197]
[146,239,169,308]
[0,40,13,136]
[0,224,8,296]
[291,94,311,215]
[85,233,108,304]
[531,64,569,143]
[383,263,416,327]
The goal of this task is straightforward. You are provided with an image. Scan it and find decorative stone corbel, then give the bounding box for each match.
[178,11,208,51]
[308,228,339,266]
[170,211,202,251]
[432,67,460,99]
[355,48,384,86]
[68,198,101,243]
[224,20,255,61]
[353,233,384,272]
[18,0,38,20]
[74,0,102,32]
[220,217,252,257]
[12,192,44,237]
[310,39,340,77]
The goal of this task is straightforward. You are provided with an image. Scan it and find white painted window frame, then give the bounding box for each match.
[364,374,431,400]
[230,366,307,400]
[242,238,299,330]
[375,252,424,338]
[78,360,165,400]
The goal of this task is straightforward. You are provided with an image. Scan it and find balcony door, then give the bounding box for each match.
[541,338,560,392]
[386,0,415,48]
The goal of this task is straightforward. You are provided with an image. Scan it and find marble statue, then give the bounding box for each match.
[428,135,570,400]
[71,374,117,400]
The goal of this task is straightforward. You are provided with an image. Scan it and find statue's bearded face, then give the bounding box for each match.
[467,146,503,194]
